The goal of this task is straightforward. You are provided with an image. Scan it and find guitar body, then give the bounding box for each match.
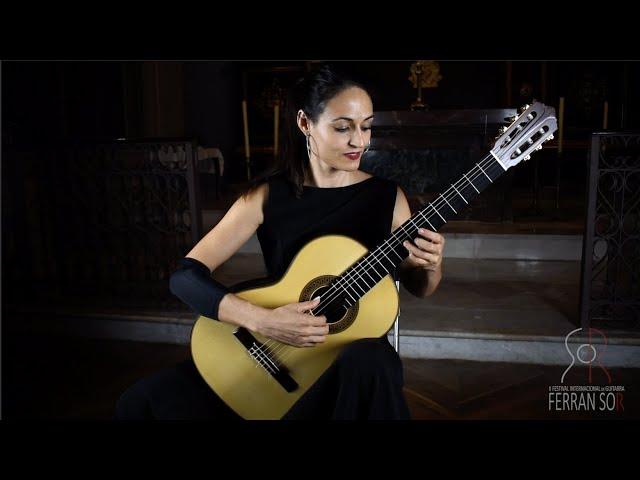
[190,234,400,420]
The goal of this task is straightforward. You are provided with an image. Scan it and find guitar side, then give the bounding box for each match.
[190,234,400,420]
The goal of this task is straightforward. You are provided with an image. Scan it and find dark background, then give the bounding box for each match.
[4,61,638,180]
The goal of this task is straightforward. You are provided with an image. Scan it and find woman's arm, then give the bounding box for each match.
[170,183,329,346]
[391,185,445,298]
[170,184,271,330]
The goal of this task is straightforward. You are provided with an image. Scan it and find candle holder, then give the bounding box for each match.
[408,60,442,111]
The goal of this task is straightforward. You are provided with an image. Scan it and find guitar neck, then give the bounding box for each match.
[335,153,507,306]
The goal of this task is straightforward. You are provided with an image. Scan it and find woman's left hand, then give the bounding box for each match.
[402,228,445,272]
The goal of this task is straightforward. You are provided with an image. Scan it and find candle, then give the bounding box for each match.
[242,99,250,160]
[274,102,279,157]
[558,96,565,155]
[603,101,608,130]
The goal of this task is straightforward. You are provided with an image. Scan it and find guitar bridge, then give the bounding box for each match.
[233,327,299,393]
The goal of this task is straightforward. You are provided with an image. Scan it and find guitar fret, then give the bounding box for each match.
[463,173,480,193]
[389,247,403,261]
[476,163,493,183]
[361,260,378,284]
[440,193,457,213]
[379,247,393,269]
[379,239,403,263]
[354,268,372,290]
[418,210,435,230]
[429,202,446,223]
[369,248,389,276]
[352,258,372,287]
[341,284,356,303]
[452,184,468,204]
[350,274,367,295]
[377,253,390,274]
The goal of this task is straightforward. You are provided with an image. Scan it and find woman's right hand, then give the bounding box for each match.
[256,297,329,347]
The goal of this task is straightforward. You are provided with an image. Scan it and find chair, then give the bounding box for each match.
[391,279,401,353]
[391,278,456,419]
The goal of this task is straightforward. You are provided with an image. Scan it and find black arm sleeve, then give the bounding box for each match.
[169,257,230,320]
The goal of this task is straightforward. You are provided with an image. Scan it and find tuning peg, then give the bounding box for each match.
[546,134,555,141]
[494,126,508,140]
[519,104,531,113]
[524,155,531,161]
[536,145,543,151]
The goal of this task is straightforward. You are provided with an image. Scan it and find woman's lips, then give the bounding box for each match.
[344,152,361,160]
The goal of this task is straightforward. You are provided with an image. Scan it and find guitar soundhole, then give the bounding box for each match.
[299,275,358,334]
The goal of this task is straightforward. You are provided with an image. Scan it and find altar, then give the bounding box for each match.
[363,108,518,222]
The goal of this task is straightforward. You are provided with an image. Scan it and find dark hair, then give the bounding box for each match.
[240,63,369,200]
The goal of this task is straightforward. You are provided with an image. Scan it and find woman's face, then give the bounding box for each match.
[303,86,374,173]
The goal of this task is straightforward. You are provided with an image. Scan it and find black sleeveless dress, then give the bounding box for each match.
[258,172,398,281]
[115,172,411,420]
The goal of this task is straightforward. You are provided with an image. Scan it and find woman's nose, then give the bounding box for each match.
[350,128,366,148]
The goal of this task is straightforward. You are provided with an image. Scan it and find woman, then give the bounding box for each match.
[115,64,445,420]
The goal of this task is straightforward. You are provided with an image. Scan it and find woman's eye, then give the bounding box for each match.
[335,126,371,132]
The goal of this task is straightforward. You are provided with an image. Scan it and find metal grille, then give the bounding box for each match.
[3,139,203,310]
[580,133,640,330]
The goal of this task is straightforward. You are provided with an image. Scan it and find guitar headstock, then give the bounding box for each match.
[491,102,558,170]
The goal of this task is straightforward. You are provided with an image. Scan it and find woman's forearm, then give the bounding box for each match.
[169,256,269,332]
[217,293,270,332]
[399,261,442,298]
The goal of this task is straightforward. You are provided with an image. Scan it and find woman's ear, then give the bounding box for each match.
[296,109,311,136]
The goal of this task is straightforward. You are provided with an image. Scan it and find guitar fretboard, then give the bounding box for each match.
[327,154,506,308]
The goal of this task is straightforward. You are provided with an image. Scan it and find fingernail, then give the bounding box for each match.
[313,296,320,302]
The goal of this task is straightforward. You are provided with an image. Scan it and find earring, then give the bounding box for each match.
[363,144,371,154]
[306,134,312,159]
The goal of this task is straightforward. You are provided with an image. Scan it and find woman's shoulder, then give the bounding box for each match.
[246,170,288,197]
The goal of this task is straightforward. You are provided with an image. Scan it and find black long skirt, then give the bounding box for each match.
[114,336,411,420]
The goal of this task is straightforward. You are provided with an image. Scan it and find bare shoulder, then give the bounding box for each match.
[392,184,411,232]
[185,181,269,272]
[239,181,269,224]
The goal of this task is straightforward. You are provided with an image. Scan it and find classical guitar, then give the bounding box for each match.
[191,102,558,419]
